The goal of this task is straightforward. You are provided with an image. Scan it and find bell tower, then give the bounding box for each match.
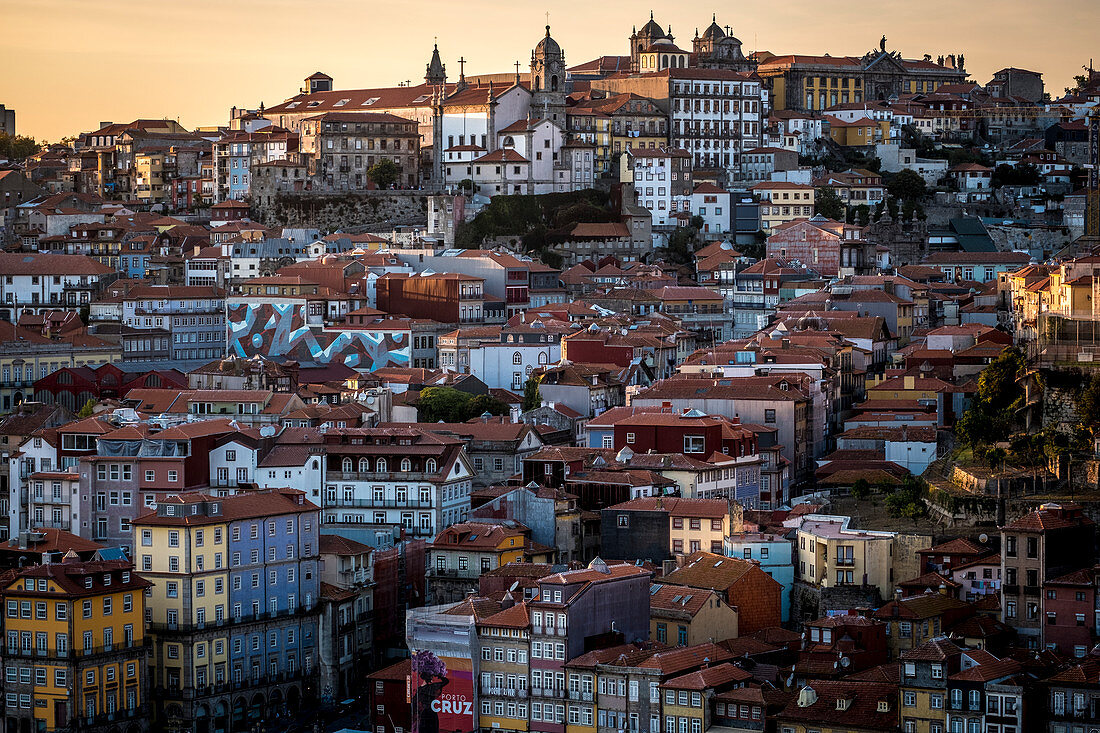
[530,25,566,124]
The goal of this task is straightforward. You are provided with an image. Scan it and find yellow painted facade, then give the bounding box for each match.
[795,519,897,600]
[803,75,865,111]
[0,560,149,730]
[138,521,231,689]
[135,152,167,203]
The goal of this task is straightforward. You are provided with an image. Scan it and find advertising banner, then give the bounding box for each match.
[410,649,474,733]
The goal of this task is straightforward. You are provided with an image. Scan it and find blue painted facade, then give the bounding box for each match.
[725,532,794,622]
[225,512,321,681]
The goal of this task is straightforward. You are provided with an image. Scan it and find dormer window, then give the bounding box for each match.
[84,577,93,589]
[103,574,111,586]
[122,572,130,583]
[877,701,889,713]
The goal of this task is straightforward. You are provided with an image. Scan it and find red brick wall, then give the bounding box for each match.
[727,566,783,634]
[766,225,841,277]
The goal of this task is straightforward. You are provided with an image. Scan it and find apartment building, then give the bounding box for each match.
[299,112,420,189]
[133,489,321,730]
[789,513,899,624]
[999,503,1095,649]
[0,556,151,732]
[120,285,226,363]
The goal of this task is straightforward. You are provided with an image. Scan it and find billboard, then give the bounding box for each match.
[410,649,474,733]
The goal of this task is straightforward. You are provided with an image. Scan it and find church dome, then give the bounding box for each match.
[535,25,561,57]
[639,12,665,39]
[701,17,726,40]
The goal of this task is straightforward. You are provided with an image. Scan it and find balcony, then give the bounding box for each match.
[327,471,440,486]
[1002,584,1020,596]
[76,704,149,728]
[324,496,434,509]
[1023,585,1041,596]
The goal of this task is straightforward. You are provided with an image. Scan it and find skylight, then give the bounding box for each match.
[286,102,300,109]
[413,94,430,104]
[362,97,380,106]
[333,99,350,107]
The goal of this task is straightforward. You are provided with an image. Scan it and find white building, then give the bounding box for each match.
[690,183,731,235]
[0,252,115,320]
[629,147,693,228]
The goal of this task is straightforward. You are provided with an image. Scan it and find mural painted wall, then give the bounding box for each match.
[227,301,410,369]
[410,650,474,733]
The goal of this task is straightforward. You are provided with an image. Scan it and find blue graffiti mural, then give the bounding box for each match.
[228,302,410,369]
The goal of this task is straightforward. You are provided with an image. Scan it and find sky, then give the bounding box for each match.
[2,0,1098,142]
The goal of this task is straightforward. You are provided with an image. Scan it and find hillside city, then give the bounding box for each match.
[1,12,1100,733]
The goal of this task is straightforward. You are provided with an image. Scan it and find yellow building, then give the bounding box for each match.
[793,514,898,601]
[749,181,815,233]
[650,584,739,646]
[475,602,534,733]
[0,554,150,731]
[134,151,167,204]
[865,374,949,404]
[568,93,667,176]
[825,115,891,147]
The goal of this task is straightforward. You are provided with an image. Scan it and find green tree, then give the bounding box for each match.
[851,478,871,499]
[1076,373,1100,434]
[853,204,871,227]
[690,215,705,231]
[887,169,927,203]
[0,132,39,161]
[416,387,474,423]
[522,377,542,412]
[77,398,97,418]
[457,178,474,193]
[666,226,698,265]
[815,186,845,220]
[468,394,510,419]
[991,163,1041,189]
[955,348,1027,448]
[366,158,400,189]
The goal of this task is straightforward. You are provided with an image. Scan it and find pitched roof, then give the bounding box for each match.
[661,552,773,592]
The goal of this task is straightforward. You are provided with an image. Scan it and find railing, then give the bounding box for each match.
[326,471,439,485]
[76,704,149,727]
[5,639,147,660]
[148,607,318,633]
[323,497,434,509]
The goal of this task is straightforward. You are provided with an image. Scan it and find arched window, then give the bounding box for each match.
[661,55,668,69]
[400,458,412,472]
[538,352,548,365]
[503,136,515,148]
[550,75,558,92]
[533,77,540,92]
[513,352,522,364]
[376,458,387,473]
[358,458,369,473]
[341,457,352,473]
[426,459,437,473]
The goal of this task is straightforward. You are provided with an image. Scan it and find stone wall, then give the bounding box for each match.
[254,191,429,231]
[986,225,1073,258]
[1042,382,1084,431]
[866,217,927,267]
[791,581,882,628]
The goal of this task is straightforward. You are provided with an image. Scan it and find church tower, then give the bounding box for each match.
[425,43,447,86]
[530,25,566,124]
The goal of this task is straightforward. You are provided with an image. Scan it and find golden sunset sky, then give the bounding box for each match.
[3,0,1097,141]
